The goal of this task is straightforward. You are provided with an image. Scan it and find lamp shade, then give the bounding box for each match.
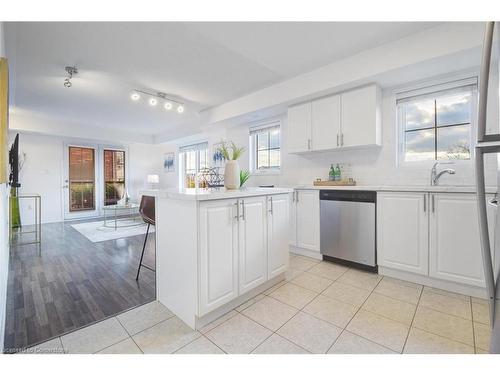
[147,174,159,184]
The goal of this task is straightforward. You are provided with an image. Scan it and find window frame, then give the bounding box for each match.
[179,141,209,188]
[396,76,478,167]
[249,120,281,175]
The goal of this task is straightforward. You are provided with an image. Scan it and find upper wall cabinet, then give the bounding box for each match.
[287,102,312,153]
[287,84,381,153]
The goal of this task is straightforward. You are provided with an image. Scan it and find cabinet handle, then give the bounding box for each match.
[296,191,299,203]
[234,201,239,220]
[308,139,311,150]
[337,134,339,147]
[240,200,245,220]
[423,195,426,212]
[269,196,274,215]
[431,195,435,213]
[341,133,344,146]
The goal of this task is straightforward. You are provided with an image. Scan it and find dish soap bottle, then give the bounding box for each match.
[334,164,342,181]
[329,164,335,181]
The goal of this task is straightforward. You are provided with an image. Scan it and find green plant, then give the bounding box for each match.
[240,170,250,187]
[217,140,245,161]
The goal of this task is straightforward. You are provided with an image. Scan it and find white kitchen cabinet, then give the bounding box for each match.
[287,85,380,153]
[287,102,311,153]
[292,190,320,252]
[238,196,268,295]
[311,94,341,151]
[377,192,429,275]
[267,194,290,278]
[341,85,381,148]
[199,199,239,315]
[429,193,494,287]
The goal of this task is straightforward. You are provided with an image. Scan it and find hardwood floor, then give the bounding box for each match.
[3,220,156,351]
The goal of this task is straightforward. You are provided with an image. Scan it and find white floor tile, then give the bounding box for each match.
[174,336,224,354]
[328,331,396,354]
[117,301,174,335]
[302,294,358,328]
[403,328,474,354]
[241,296,298,331]
[252,334,309,354]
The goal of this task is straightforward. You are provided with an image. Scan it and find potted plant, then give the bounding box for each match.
[217,141,245,190]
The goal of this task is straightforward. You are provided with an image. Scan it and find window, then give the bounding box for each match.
[397,78,477,162]
[103,149,125,206]
[68,146,95,211]
[179,142,209,188]
[249,121,281,173]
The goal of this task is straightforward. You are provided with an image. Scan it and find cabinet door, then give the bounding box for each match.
[287,102,312,153]
[267,194,290,279]
[311,94,341,151]
[199,199,239,315]
[341,85,381,148]
[429,193,493,287]
[296,190,320,252]
[238,196,268,295]
[377,192,428,275]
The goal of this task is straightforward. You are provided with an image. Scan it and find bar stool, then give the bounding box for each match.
[136,195,156,281]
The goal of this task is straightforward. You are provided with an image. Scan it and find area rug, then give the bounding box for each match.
[71,220,155,243]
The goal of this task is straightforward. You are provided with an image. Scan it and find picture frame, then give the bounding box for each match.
[163,152,175,173]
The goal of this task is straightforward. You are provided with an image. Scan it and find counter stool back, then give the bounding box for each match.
[136,195,156,280]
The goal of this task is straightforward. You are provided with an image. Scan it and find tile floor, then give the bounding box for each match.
[22,255,492,354]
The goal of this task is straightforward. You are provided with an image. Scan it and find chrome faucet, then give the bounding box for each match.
[430,161,456,186]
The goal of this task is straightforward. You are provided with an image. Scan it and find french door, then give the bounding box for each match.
[63,144,100,220]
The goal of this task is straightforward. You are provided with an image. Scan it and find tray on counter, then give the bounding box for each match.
[313,180,356,186]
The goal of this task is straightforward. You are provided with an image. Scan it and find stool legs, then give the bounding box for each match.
[136,223,150,281]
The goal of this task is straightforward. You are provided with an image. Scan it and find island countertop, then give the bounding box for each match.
[141,187,293,201]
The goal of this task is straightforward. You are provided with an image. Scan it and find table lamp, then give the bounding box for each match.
[147,174,160,189]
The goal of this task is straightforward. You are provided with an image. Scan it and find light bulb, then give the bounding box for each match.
[164,102,172,110]
[149,98,158,106]
[131,92,140,101]
[177,105,184,113]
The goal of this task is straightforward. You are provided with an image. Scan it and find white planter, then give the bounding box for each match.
[224,160,240,190]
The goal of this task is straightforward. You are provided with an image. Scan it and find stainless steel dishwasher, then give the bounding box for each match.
[320,190,377,272]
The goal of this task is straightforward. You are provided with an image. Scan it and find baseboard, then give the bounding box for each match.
[378,266,488,299]
[289,245,322,260]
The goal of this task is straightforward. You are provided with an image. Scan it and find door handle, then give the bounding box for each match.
[234,201,239,220]
[296,191,299,203]
[269,196,273,215]
[431,195,435,213]
[308,139,311,150]
[240,200,245,220]
[337,134,339,147]
[341,133,344,146]
[423,194,426,212]
[477,22,495,142]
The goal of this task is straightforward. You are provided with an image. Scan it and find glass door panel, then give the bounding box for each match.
[104,149,125,206]
[69,146,96,211]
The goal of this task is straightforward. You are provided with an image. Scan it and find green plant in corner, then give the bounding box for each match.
[240,170,250,187]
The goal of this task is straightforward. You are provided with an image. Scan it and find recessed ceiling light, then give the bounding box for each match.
[131,92,140,101]
[177,105,184,113]
[149,98,158,106]
[164,102,172,110]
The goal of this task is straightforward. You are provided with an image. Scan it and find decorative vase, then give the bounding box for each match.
[224,160,240,190]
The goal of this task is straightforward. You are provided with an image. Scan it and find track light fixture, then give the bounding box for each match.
[64,66,78,88]
[130,89,185,114]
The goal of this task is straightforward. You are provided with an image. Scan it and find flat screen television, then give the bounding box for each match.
[9,133,21,188]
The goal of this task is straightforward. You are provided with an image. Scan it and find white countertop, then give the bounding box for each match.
[141,187,294,201]
[292,184,497,194]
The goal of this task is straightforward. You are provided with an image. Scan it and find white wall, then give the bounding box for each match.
[1,20,9,351]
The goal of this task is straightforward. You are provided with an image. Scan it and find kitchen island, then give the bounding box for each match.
[142,187,293,329]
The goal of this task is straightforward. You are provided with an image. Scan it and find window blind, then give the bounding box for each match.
[179,141,208,153]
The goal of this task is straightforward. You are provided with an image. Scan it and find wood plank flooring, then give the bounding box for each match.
[3,220,156,351]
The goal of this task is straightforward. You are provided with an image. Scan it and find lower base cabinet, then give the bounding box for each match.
[378,192,495,288]
[199,194,289,315]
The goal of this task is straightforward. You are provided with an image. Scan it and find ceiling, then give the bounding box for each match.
[5,22,442,140]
